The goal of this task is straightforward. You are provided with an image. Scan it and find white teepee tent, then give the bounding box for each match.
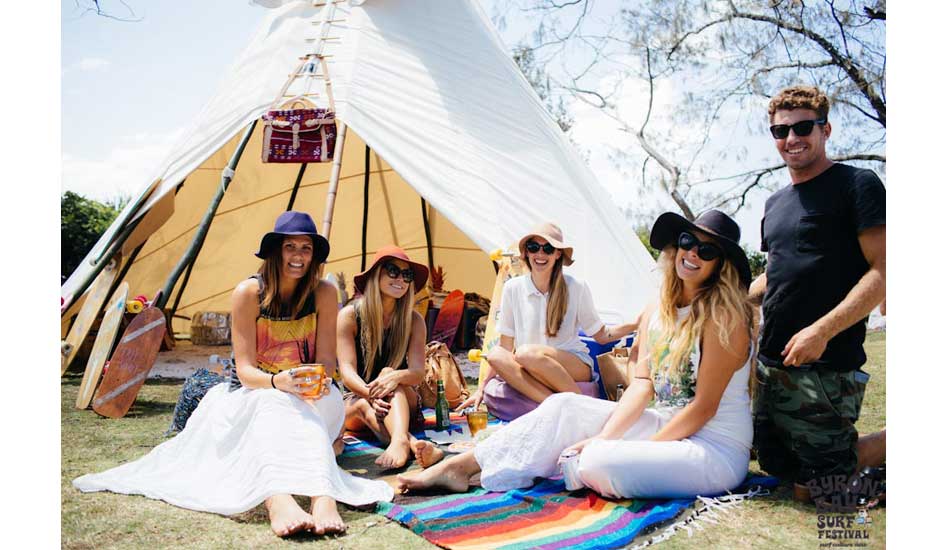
[61,0,658,336]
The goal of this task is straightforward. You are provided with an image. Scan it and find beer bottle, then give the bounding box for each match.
[435,380,451,430]
[616,384,625,401]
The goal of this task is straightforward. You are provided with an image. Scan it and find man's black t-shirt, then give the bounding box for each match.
[759,163,885,371]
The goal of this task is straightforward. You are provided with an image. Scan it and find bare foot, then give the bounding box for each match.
[264,494,314,537]
[376,438,411,469]
[412,439,445,468]
[396,456,472,494]
[311,495,346,536]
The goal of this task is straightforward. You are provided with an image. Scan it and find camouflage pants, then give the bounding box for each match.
[753,362,867,484]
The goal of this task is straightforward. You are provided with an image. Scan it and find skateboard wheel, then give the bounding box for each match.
[468,349,483,362]
[127,300,144,314]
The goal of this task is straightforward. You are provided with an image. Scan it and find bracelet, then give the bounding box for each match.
[271,373,277,389]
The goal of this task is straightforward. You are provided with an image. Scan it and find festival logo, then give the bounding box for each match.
[809,472,882,548]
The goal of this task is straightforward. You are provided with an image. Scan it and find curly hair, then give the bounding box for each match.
[768,85,830,122]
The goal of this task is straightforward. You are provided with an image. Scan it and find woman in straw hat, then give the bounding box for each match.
[74,211,393,538]
[339,245,444,470]
[456,222,638,420]
[398,210,756,499]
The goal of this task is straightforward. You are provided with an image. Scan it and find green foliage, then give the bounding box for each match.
[61,191,126,281]
[635,225,660,260]
[744,245,767,279]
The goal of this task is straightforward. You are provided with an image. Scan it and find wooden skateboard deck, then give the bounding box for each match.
[61,254,122,375]
[92,307,166,419]
[431,289,464,347]
[75,282,129,409]
[477,248,528,386]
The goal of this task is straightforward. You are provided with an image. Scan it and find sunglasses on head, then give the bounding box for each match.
[769,118,826,139]
[525,240,557,255]
[677,232,723,261]
[382,262,414,283]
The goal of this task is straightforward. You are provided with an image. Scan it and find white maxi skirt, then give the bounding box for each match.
[73,384,394,515]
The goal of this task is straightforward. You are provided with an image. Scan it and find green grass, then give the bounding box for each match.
[62,332,886,549]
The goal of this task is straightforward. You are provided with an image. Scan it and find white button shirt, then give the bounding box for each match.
[496,273,604,357]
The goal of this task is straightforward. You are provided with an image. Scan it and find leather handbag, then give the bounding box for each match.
[262,97,336,163]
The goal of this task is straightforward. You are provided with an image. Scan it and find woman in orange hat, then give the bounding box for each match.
[338,245,444,470]
[456,222,638,420]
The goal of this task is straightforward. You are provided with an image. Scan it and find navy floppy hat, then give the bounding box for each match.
[649,209,752,289]
[255,211,330,264]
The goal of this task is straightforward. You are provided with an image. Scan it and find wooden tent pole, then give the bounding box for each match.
[420,198,434,270]
[285,163,308,211]
[319,122,348,252]
[156,120,258,309]
[360,145,370,271]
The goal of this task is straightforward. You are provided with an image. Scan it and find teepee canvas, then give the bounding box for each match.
[62,0,658,336]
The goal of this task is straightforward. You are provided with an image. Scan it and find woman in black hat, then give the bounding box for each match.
[397,210,757,499]
[74,211,393,538]
[338,245,443,471]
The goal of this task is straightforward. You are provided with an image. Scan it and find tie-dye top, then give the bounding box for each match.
[251,274,317,374]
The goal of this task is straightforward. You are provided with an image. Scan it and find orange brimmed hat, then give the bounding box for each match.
[353,245,430,294]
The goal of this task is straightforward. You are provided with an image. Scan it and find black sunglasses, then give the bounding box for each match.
[525,240,557,255]
[382,262,414,283]
[769,118,826,139]
[677,232,723,261]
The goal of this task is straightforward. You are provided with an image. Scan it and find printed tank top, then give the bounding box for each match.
[251,274,317,374]
[645,305,754,449]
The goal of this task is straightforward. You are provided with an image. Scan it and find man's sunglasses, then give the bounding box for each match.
[677,232,723,261]
[525,240,557,255]
[769,118,826,139]
[382,262,414,283]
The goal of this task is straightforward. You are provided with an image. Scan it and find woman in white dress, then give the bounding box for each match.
[74,211,393,537]
[398,210,756,499]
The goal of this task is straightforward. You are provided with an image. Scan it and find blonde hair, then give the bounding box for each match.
[355,265,416,380]
[651,246,755,383]
[257,237,319,318]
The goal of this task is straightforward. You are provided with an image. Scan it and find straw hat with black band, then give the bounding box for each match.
[649,210,752,289]
[255,210,330,264]
[517,222,575,266]
[353,245,430,294]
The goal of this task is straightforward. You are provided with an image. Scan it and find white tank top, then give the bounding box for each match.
[646,305,753,450]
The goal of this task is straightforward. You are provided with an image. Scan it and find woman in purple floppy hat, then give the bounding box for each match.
[74,211,393,538]
[456,222,638,420]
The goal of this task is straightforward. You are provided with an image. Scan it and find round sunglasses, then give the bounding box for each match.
[382,262,414,283]
[677,232,723,261]
[769,118,826,140]
[525,240,557,255]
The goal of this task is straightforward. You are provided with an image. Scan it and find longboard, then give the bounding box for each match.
[477,248,528,386]
[61,254,121,375]
[430,289,464,347]
[92,307,166,419]
[75,282,129,409]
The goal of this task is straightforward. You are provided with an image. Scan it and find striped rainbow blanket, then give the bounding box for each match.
[339,410,776,550]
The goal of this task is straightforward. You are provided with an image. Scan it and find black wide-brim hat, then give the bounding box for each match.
[649,209,752,289]
[255,210,330,264]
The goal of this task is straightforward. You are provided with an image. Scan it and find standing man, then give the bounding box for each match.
[749,86,886,501]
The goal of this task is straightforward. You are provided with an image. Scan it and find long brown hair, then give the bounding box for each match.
[523,252,569,337]
[257,237,319,317]
[652,246,755,382]
[355,265,416,380]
